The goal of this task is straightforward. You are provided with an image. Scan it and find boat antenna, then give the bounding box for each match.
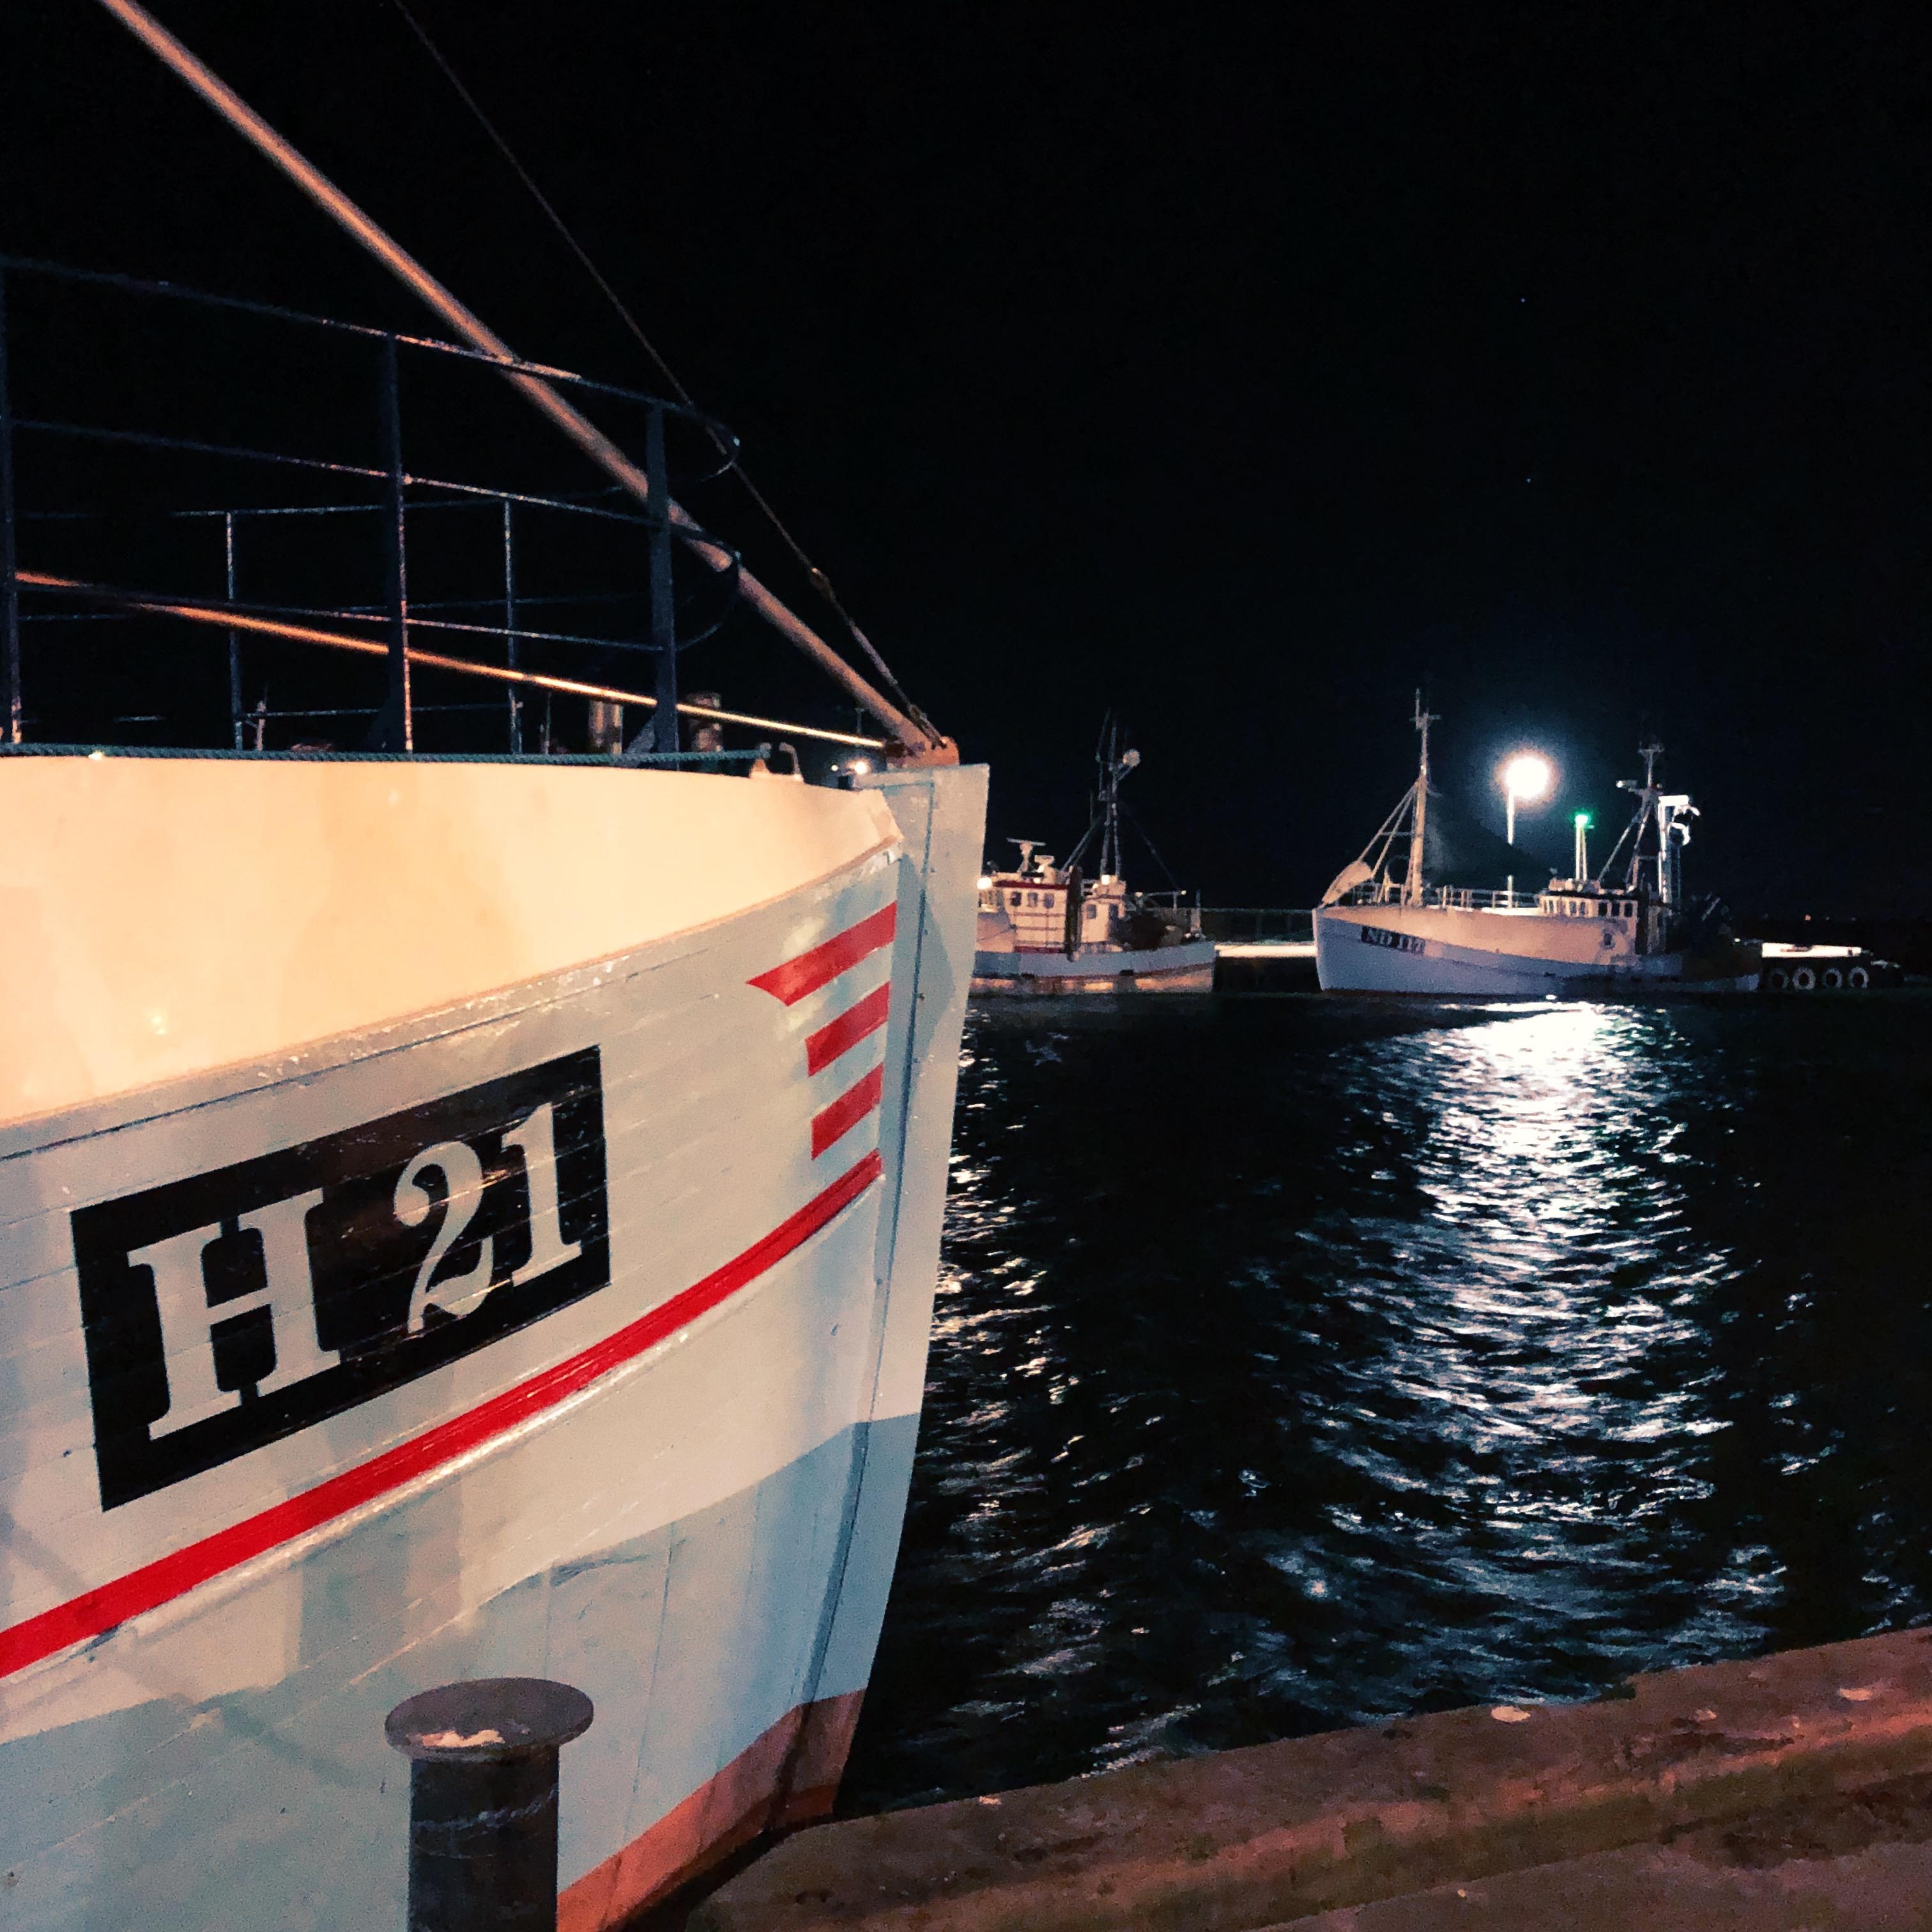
[91,0,947,761]
[379,0,930,732]
[1064,711,1140,877]
[1100,714,1138,878]
[1604,737,1665,891]
[1405,689,1437,908]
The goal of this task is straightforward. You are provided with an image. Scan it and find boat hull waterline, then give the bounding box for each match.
[1314,905,1761,997]
[970,939,1218,996]
[0,753,986,1931]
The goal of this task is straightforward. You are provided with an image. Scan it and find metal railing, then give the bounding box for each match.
[0,256,884,760]
[1329,883,1539,914]
[1429,885,1540,910]
[1199,907,1315,943]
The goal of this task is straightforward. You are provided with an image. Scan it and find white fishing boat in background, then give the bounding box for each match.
[972,717,1216,995]
[1314,700,1759,997]
[0,8,983,1928]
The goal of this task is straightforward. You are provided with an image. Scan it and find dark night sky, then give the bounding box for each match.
[5,3,1930,912]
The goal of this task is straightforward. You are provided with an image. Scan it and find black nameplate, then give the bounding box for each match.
[72,1049,609,1510]
[1358,924,1426,954]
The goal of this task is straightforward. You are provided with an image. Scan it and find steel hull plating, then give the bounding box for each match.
[1313,907,1760,998]
[0,755,986,1929]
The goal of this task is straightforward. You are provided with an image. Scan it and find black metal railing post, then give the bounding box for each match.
[502,496,522,755]
[386,1677,593,1932]
[371,332,413,751]
[224,510,243,749]
[0,263,22,744]
[646,401,677,749]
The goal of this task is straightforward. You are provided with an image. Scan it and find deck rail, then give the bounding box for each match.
[0,256,884,759]
[1329,884,1541,914]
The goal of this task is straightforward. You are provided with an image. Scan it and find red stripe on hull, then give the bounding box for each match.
[811,1063,884,1158]
[559,1688,864,1931]
[0,1149,884,1681]
[750,903,896,1006]
[805,981,892,1075]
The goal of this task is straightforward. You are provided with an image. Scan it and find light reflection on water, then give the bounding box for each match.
[843,994,1932,1812]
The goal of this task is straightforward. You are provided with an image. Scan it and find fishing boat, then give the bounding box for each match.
[0,8,983,1928]
[972,717,1216,995]
[1313,700,1759,997]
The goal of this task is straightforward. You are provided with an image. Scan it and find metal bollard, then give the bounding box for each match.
[386,1677,594,1932]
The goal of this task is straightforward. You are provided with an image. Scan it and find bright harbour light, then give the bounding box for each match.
[848,758,871,775]
[1503,753,1552,802]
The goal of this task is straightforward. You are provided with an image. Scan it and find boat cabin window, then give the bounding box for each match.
[1009,891,1022,907]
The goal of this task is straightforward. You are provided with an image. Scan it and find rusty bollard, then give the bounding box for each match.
[386,1678,594,1932]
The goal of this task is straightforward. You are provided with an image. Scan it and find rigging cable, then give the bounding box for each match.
[383,0,929,724]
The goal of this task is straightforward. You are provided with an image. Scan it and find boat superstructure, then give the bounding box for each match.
[0,12,984,1928]
[1313,702,1759,997]
[972,717,1216,995]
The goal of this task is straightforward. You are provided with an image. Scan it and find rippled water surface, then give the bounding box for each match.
[841,993,1932,1812]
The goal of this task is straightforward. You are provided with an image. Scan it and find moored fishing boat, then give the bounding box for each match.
[0,8,984,1927]
[1313,700,1759,998]
[972,717,1216,995]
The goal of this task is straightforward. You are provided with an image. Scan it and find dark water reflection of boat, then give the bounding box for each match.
[845,992,1932,1812]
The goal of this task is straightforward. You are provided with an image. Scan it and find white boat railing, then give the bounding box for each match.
[1336,882,1541,912]
[1432,885,1541,910]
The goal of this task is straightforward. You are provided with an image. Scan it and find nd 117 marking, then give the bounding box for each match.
[1358,924,1426,954]
[72,1049,609,1510]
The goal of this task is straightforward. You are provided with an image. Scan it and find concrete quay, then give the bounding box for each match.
[693,1627,1932,1931]
[1213,940,1319,994]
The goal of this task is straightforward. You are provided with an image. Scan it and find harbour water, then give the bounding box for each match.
[843,992,1932,1811]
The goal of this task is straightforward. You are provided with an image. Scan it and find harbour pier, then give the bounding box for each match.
[1203,908,1319,993]
[691,1627,1932,1931]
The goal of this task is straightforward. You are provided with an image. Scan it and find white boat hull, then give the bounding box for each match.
[0,751,986,1929]
[1313,905,1759,998]
[970,939,1218,995]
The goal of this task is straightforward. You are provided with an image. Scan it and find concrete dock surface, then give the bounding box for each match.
[692,1627,1932,1931]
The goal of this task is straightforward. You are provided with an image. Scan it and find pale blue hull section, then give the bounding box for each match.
[0,1414,914,1930]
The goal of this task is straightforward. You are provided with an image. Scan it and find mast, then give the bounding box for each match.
[1640,740,1663,899]
[1609,737,1665,892]
[1066,714,1139,879]
[1617,738,1662,892]
[1405,691,1436,908]
[1099,716,1126,878]
[93,0,947,762]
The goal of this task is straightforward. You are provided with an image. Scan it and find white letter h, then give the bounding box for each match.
[128,1190,340,1439]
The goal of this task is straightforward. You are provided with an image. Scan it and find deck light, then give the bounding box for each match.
[1503,753,1552,808]
[1499,752,1554,901]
